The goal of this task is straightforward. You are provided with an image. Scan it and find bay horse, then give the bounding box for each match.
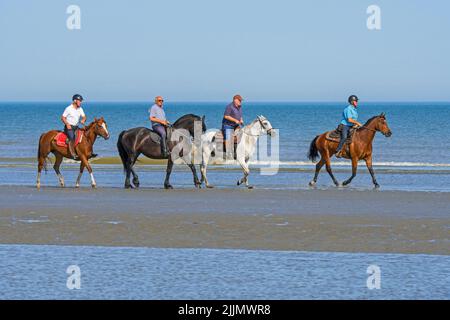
[307,113,392,188]
[200,116,275,189]
[36,117,110,188]
[116,114,206,189]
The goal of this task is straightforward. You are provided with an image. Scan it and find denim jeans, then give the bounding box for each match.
[64,126,78,142]
[222,124,237,141]
[336,125,351,152]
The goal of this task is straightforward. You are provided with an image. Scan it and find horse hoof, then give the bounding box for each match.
[374,184,380,189]
[75,184,80,188]
[247,185,254,189]
[36,184,41,189]
[237,181,241,186]
[206,185,214,189]
[164,184,173,190]
[92,184,97,189]
[309,181,316,187]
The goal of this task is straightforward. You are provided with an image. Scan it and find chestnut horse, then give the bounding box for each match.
[36,117,110,188]
[307,113,392,188]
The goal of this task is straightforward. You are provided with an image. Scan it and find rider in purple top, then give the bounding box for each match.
[222,95,244,158]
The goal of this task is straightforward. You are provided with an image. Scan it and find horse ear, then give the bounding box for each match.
[94,117,97,122]
[202,115,205,122]
[380,112,386,118]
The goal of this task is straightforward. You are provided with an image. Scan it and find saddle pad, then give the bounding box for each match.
[325,127,356,143]
[148,130,162,144]
[55,130,83,148]
[213,129,240,145]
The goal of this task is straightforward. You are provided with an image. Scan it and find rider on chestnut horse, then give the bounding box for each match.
[335,95,363,158]
[61,94,87,160]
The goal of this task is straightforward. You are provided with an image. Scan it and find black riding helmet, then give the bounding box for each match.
[72,94,84,102]
[348,95,358,104]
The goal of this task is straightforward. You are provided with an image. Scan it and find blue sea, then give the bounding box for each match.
[0,244,448,300]
[0,101,449,191]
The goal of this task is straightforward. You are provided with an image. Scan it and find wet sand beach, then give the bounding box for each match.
[0,186,449,255]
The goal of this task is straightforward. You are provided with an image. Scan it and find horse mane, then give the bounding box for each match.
[83,121,96,132]
[361,115,380,128]
[173,114,202,126]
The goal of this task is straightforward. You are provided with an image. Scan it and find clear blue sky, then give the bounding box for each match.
[0,0,449,101]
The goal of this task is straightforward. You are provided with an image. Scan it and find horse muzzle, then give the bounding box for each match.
[267,129,275,136]
[384,131,392,137]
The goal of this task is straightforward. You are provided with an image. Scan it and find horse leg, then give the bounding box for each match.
[53,153,65,187]
[76,162,86,188]
[37,156,46,189]
[123,154,134,189]
[325,154,340,186]
[130,154,140,188]
[200,149,213,188]
[309,157,325,186]
[343,156,358,186]
[187,163,201,188]
[365,157,380,188]
[164,158,174,189]
[237,158,252,189]
[79,155,96,188]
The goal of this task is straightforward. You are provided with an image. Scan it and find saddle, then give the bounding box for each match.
[147,126,172,144]
[54,130,84,148]
[213,129,242,159]
[325,124,357,144]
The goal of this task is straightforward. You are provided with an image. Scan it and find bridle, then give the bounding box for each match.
[242,117,273,137]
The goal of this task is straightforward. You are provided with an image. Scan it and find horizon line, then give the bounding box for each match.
[0,100,449,104]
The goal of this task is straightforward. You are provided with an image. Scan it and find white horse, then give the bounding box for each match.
[200,115,274,189]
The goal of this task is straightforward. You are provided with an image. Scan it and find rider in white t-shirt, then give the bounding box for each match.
[61,94,87,159]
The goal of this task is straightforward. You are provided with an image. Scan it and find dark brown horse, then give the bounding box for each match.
[307,113,392,188]
[37,117,110,188]
[117,114,206,189]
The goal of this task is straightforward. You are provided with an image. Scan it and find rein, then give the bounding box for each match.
[359,126,377,133]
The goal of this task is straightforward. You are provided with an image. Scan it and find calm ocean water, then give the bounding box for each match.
[0,244,448,300]
[0,102,449,191]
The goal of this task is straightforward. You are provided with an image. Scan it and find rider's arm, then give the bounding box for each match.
[61,116,71,129]
[150,116,168,126]
[348,118,362,126]
[80,115,87,125]
[224,115,240,125]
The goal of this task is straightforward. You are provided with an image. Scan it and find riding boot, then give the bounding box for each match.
[161,138,169,158]
[68,141,79,160]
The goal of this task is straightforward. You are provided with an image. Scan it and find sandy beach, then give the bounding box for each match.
[0,186,448,255]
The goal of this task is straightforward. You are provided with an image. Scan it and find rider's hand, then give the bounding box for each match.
[67,125,72,130]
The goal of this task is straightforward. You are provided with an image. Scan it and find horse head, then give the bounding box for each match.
[257,115,275,136]
[376,113,392,137]
[91,117,110,140]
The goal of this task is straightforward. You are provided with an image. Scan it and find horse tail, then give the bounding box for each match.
[307,135,320,162]
[37,133,48,173]
[117,130,129,172]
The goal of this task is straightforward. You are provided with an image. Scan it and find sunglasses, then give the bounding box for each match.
[157,99,164,102]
